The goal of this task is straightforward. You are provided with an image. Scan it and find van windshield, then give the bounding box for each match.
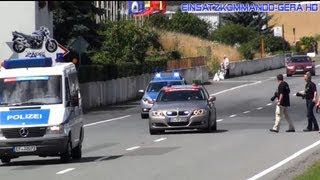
[0,75,62,106]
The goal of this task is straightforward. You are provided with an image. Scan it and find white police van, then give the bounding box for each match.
[0,57,83,164]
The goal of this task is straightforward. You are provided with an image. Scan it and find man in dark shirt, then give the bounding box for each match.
[303,72,319,131]
[270,74,295,133]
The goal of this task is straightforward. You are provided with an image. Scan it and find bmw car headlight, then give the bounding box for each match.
[193,109,207,116]
[306,66,312,69]
[46,125,66,134]
[151,111,164,117]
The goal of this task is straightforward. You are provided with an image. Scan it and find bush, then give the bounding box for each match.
[264,35,290,53]
[297,36,318,54]
[239,43,255,60]
[146,14,170,29]
[78,56,168,83]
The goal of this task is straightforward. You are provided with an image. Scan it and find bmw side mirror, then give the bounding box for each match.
[209,96,216,102]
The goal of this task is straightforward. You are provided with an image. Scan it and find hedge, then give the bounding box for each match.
[78,59,167,83]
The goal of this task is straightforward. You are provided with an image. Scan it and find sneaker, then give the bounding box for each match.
[285,129,295,132]
[269,129,279,133]
[303,129,312,132]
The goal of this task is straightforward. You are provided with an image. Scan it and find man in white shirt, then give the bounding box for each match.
[223,55,230,79]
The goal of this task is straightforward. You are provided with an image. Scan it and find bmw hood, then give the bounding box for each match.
[152,101,208,111]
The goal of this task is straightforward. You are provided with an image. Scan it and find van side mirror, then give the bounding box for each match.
[208,96,216,102]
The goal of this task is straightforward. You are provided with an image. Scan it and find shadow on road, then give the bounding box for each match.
[0,155,123,167]
[159,129,229,135]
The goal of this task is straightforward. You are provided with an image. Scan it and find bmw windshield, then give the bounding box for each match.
[146,81,183,92]
[0,75,62,106]
[157,89,206,102]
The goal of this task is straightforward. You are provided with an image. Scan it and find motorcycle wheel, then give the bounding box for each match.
[12,42,25,53]
[45,40,58,53]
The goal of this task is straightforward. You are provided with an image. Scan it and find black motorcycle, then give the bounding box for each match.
[12,26,58,53]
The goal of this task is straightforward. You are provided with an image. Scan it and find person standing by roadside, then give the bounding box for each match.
[223,55,230,79]
[303,72,319,131]
[270,74,295,133]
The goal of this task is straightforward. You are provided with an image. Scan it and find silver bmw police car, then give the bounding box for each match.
[148,84,217,135]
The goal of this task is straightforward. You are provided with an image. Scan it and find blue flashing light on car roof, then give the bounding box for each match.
[3,57,53,69]
[174,72,180,77]
[152,71,183,81]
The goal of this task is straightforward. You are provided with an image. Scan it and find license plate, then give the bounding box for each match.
[296,69,304,72]
[170,117,188,122]
[14,146,37,152]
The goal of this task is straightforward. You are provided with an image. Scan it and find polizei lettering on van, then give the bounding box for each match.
[7,114,43,120]
[0,109,50,126]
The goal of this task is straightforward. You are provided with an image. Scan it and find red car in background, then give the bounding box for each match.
[286,55,315,77]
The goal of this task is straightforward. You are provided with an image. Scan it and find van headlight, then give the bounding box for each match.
[306,66,312,69]
[142,98,154,104]
[193,109,207,116]
[151,111,164,117]
[46,125,66,134]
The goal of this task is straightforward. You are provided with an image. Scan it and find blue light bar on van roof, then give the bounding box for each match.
[3,57,53,69]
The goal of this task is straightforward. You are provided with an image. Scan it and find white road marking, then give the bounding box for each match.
[56,168,75,175]
[126,146,141,151]
[94,156,110,162]
[154,137,167,142]
[243,111,250,114]
[230,114,237,118]
[247,139,320,180]
[256,107,263,110]
[211,81,262,96]
[217,119,224,122]
[266,103,273,106]
[214,80,258,83]
[84,115,131,127]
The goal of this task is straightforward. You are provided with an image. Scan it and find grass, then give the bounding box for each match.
[157,30,242,62]
[294,160,320,180]
[157,30,242,74]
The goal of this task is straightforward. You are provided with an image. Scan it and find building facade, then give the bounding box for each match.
[95,1,130,23]
[268,1,320,45]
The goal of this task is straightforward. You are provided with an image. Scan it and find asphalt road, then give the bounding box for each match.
[1,65,320,180]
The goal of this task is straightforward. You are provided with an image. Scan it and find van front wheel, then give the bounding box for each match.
[72,129,83,160]
[60,138,72,163]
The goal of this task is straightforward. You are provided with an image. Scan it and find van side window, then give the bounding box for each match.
[68,72,79,99]
[65,77,71,102]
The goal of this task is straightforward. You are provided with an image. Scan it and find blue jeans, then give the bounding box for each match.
[306,99,319,130]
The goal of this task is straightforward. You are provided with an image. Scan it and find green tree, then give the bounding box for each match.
[168,9,211,38]
[221,1,273,35]
[92,20,160,65]
[52,1,104,50]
